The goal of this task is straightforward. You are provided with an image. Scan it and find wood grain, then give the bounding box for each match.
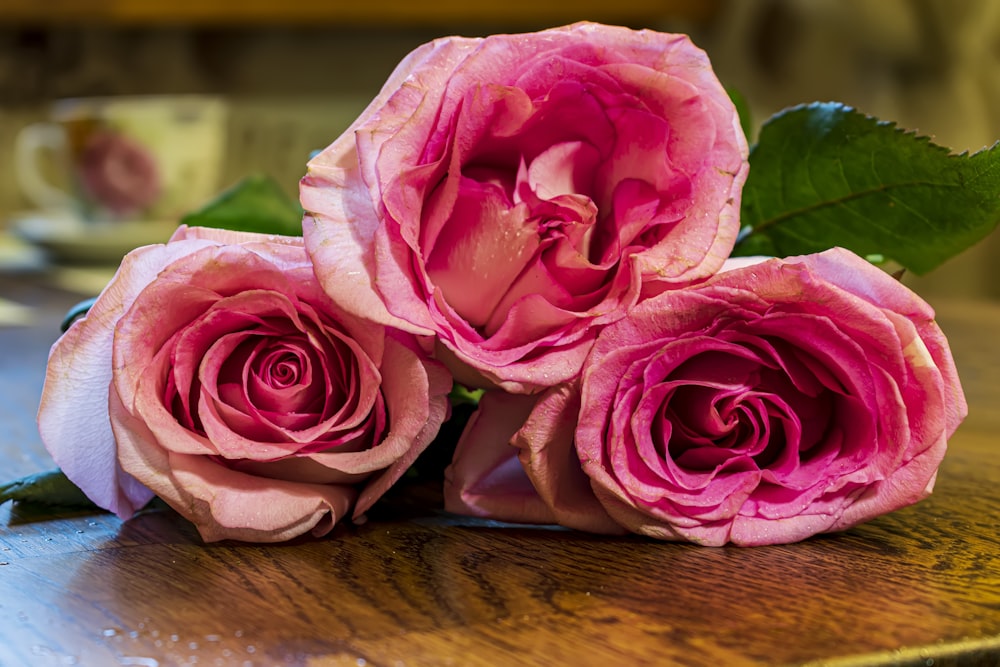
[0,276,998,667]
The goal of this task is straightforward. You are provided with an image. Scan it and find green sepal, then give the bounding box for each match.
[449,384,485,407]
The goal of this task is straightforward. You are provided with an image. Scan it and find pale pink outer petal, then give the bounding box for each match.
[358,38,491,335]
[820,309,951,533]
[443,390,557,523]
[168,224,287,245]
[719,255,770,273]
[590,483,695,542]
[300,37,476,336]
[111,389,355,543]
[433,331,596,395]
[619,55,749,285]
[786,248,967,436]
[352,334,453,518]
[37,234,232,517]
[513,384,626,534]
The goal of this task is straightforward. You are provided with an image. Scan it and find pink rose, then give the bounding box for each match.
[38,226,451,542]
[445,249,967,546]
[301,22,748,393]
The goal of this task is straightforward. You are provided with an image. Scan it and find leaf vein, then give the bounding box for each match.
[753,180,960,233]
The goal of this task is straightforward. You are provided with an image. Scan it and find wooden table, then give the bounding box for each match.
[1,273,998,667]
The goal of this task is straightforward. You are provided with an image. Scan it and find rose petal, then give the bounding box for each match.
[514,384,625,534]
[555,248,965,545]
[38,237,227,516]
[112,387,355,543]
[304,23,748,392]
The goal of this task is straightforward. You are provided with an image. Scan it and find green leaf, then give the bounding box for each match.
[0,470,98,509]
[181,174,303,237]
[735,102,1000,274]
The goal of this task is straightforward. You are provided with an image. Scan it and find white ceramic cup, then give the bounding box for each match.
[15,95,227,223]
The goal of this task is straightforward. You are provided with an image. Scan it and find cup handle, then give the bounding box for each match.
[14,122,75,211]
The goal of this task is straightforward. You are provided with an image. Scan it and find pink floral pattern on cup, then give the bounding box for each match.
[78,129,161,217]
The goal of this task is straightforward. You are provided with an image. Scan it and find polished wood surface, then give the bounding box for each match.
[1,273,998,667]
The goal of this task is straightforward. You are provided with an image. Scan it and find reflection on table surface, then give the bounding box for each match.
[1,274,998,667]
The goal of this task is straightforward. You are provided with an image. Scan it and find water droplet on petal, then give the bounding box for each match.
[120,658,159,667]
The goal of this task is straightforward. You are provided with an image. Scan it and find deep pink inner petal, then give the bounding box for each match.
[158,291,388,457]
[424,177,539,329]
[602,317,883,514]
[408,71,712,351]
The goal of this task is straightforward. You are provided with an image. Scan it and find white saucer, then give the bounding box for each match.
[10,211,178,264]
[0,231,45,272]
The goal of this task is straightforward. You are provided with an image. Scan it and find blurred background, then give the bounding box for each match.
[0,0,998,304]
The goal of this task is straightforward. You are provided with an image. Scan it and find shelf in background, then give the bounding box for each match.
[0,0,719,27]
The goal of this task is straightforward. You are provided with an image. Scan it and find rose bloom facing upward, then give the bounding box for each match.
[301,22,748,393]
[38,226,451,542]
[445,249,967,546]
